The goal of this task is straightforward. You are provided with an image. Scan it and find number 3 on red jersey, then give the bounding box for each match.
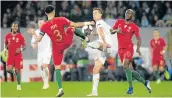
[53,29,62,41]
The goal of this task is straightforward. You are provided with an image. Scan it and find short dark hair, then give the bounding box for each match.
[93,7,103,14]
[45,5,55,14]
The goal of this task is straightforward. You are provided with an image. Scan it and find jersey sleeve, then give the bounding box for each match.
[4,34,8,45]
[134,25,140,38]
[150,40,153,48]
[113,20,119,29]
[96,22,103,28]
[20,34,26,46]
[161,38,166,47]
[60,17,71,27]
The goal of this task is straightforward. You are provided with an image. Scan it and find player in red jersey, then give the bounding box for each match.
[111,9,151,94]
[4,22,26,90]
[150,29,169,84]
[28,5,94,97]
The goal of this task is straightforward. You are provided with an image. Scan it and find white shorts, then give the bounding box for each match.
[87,41,113,64]
[37,53,51,67]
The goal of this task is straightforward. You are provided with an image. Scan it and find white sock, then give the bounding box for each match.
[41,69,46,85]
[59,88,63,92]
[92,73,100,94]
[44,67,49,84]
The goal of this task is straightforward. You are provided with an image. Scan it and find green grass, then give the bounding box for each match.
[1,81,172,97]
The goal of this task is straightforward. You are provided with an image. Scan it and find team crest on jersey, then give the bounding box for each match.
[124,25,127,28]
[127,26,131,32]
[12,37,15,40]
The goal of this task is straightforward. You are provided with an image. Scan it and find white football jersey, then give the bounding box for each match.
[96,19,113,46]
[31,29,51,56]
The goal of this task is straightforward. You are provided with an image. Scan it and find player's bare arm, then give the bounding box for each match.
[31,42,38,49]
[136,37,142,56]
[161,45,167,55]
[28,28,43,42]
[70,21,95,28]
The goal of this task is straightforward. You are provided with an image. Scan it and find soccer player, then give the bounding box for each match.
[87,8,118,96]
[4,22,26,90]
[150,29,169,84]
[28,5,94,97]
[111,9,151,94]
[29,19,51,89]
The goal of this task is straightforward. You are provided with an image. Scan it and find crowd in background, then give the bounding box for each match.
[1,1,172,28]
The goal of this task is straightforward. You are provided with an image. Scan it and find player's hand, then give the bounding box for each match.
[160,50,165,55]
[84,21,95,26]
[103,43,111,48]
[4,49,7,56]
[27,28,35,35]
[15,48,21,55]
[136,48,142,56]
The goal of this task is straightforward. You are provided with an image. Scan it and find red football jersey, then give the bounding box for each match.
[150,37,166,56]
[113,19,140,49]
[4,33,25,56]
[40,17,71,44]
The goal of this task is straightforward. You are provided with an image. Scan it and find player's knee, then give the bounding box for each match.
[42,64,48,69]
[66,27,75,35]
[7,66,13,71]
[55,65,61,70]
[153,66,158,71]
[15,69,20,73]
[159,66,164,72]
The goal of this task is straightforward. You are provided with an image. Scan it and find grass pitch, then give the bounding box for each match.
[1,81,172,97]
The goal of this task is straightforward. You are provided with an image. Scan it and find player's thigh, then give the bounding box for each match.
[152,56,160,71]
[159,58,165,72]
[123,48,133,62]
[42,54,51,68]
[14,56,23,70]
[118,48,124,63]
[6,57,14,71]
[53,53,64,69]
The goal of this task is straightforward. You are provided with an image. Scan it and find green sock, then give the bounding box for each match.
[55,69,62,89]
[75,28,85,40]
[16,73,21,85]
[154,71,160,80]
[125,68,133,87]
[132,70,146,84]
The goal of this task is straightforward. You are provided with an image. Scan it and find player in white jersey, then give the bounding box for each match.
[87,8,118,96]
[28,19,51,89]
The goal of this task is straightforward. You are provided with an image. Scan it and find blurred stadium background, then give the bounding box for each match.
[0,1,172,96]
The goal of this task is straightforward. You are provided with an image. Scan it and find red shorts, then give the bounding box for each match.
[152,55,165,66]
[118,48,133,63]
[6,54,23,69]
[52,27,74,66]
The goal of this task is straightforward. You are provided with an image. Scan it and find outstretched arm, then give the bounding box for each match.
[70,21,95,28]
[28,28,44,42]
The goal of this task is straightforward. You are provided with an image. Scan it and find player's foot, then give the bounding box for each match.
[156,79,161,84]
[56,89,64,97]
[81,40,87,48]
[87,93,98,96]
[42,83,49,90]
[164,70,170,80]
[126,87,133,94]
[17,85,21,90]
[145,80,152,93]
